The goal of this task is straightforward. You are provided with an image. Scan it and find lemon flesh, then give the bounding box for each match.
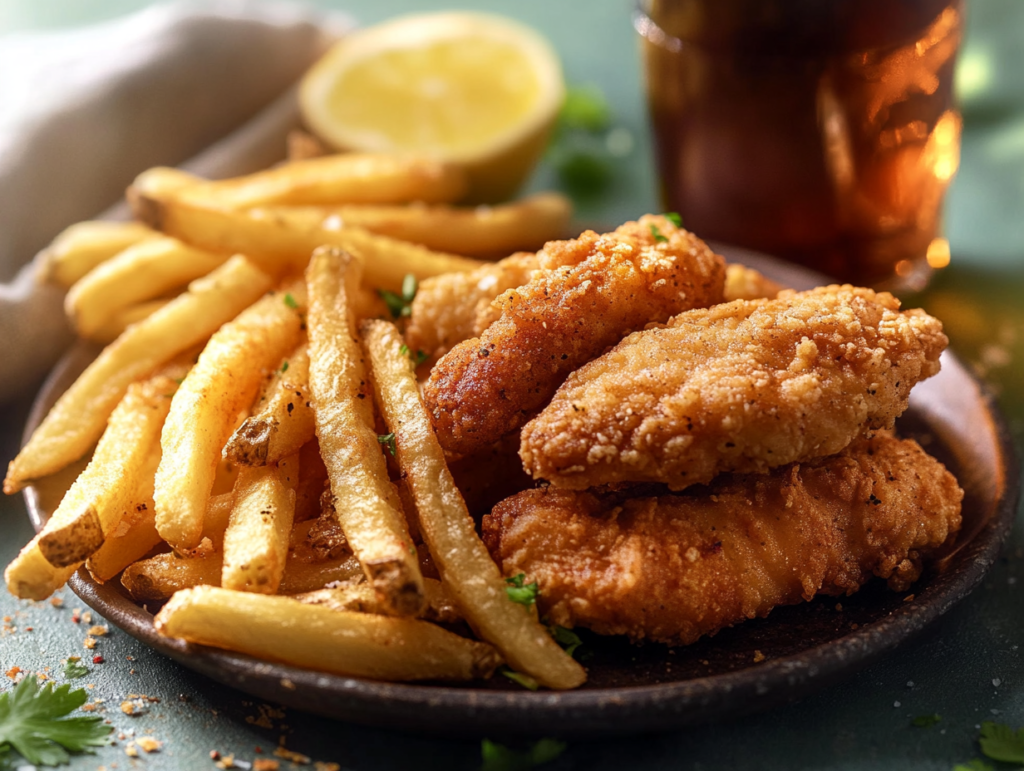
[325,39,543,159]
[300,13,564,202]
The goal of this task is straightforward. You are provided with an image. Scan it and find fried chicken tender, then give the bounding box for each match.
[423,215,726,457]
[484,435,963,645]
[521,285,947,490]
[405,252,539,363]
[723,263,782,302]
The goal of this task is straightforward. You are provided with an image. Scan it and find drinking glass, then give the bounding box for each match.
[636,0,964,289]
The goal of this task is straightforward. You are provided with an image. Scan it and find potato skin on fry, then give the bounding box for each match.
[521,285,948,490]
[423,215,726,457]
[485,435,963,645]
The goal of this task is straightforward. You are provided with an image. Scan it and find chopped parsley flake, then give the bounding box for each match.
[62,658,89,680]
[280,360,289,373]
[505,574,538,606]
[911,713,941,728]
[0,676,111,766]
[377,432,397,457]
[649,223,668,243]
[480,737,567,770]
[377,273,418,319]
[283,293,299,309]
[399,344,410,357]
[499,666,539,691]
[548,625,583,658]
[664,212,683,227]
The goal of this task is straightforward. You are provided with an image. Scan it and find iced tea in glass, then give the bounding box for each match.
[636,0,963,288]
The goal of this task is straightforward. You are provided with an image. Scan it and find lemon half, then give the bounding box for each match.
[299,12,565,203]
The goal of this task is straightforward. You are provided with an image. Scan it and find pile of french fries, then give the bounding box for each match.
[4,150,584,689]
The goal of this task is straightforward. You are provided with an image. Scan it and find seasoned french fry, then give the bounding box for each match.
[361,319,586,689]
[306,247,425,617]
[224,345,315,466]
[155,586,499,682]
[155,281,305,550]
[4,374,178,599]
[88,299,172,344]
[293,192,572,257]
[163,154,468,209]
[122,550,363,601]
[129,182,483,290]
[40,220,156,288]
[221,459,297,594]
[65,236,228,339]
[296,577,461,624]
[5,256,273,493]
[86,445,163,583]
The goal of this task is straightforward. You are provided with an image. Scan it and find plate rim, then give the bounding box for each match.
[25,249,1021,736]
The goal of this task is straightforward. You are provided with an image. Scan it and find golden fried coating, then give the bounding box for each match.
[423,215,726,457]
[723,263,783,302]
[484,435,962,645]
[521,285,947,490]
[404,252,539,363]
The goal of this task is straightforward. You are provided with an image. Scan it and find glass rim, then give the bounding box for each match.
[632,1,685,53]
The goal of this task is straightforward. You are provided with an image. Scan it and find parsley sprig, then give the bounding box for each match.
[548,625,583,658]
[505,574,538,607]
[377,432,397,457]
[399,344,430,367]
[480,738,566,771]
[378,273,418,319]
[955,720,1024,770]
[0,676,111,766]
[62,658,89,680]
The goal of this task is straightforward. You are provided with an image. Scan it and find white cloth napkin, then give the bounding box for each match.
[0,0,351,403]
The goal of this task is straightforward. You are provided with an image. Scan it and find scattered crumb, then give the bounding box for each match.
[82,611,93,624]
[753,650,766,663]
[274,746,311,764]
[81,703,97,712]
[280,678,296,691]
[5,666,21,681]
[215,753,236,769]
[903,594,915,603]
[125,743,139,758]
[84,637,97,650]
[93,655,105,664]
[314,763,340,771]
[88,625,109,636]
[49,596,64,607]
[136,736,161,753]
[253,760,280,771]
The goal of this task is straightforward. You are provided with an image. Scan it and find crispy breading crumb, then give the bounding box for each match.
[314,763,341,771]
[274,746,311,764]
[87,624,109,636]
[753,650,766,663]
[5,666,21,681]
[253,760,281,771]
[83,636,97,650]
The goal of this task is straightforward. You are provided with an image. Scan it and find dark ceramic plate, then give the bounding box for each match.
[24,248,1019,737]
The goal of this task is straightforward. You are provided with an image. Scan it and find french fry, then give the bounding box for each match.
[122,550,363,601]
[86,445,163,583]
[129,182,483,290]
[223,345,315,466]
[155,586,500,681]
[293,192,572,257]
[88,299,172,344]
[361,319,586,689]
[296,577,462,624]
[5,256,273,493]
[65,236,228,339]
[155,280,305,550]
[306,247,425,617]
[39,220,157,288]
[221,458,298,594]
[157,153,468,209]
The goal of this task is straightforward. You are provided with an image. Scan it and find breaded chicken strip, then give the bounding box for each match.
[521,285,947,490]
[724,263,782,301]
[424,215,726,457]
[484,435,962,645]
[405,252,539,363]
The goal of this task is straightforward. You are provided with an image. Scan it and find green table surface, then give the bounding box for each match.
[1,2,1022,769]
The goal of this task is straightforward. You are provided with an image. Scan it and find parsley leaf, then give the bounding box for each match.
[283,293,299,310]
[649,223,668,243]
[979,721,1024,763]
[377,274,418,319]
[548,625,582,658]
[280,360,289,374]
[953,760,995,771]
[377,432,397,457]
[413,349,429,366]
[911,713,941,728]
[399,344,410,357]
[664,212,683,228]
[62,658,88,680]
[0,676,111,766]
[480,738,567,771]
[559,85,610,134]
[499,666,539,692]
[505,574,538,606]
